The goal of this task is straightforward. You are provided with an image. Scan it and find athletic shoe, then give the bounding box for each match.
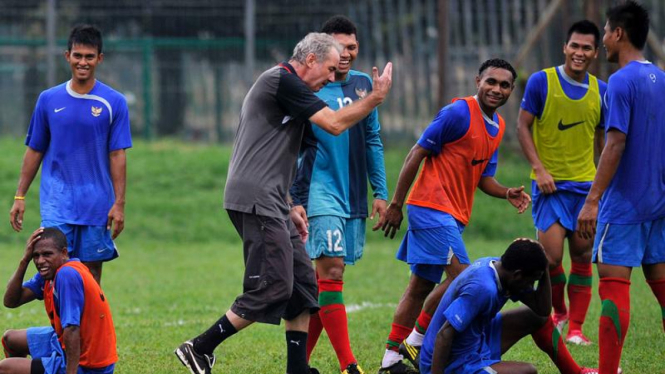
[174,340,216,374]
[579,367,622,374]
[309,367,321,374]
[343,363,365,374]
[566,330,592,345]
[377,361,419,374]
[552,313,568,333]
[398,341,421,370]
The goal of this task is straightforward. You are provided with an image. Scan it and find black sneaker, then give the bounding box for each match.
[377,361,419,374]
[343,363,365,374]
[309,367,321,374]
[174,340,216,374]
[398,341,421,370]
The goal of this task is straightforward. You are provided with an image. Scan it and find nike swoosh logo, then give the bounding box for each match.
[97,248,107,253]
[471,158,488,166]
[54,107,66,113]
[557,119,584,130]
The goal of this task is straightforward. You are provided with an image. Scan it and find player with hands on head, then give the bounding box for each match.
[376,58,530,374]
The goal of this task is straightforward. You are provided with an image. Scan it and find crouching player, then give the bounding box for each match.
[420,239,612,374]
[0,227,117,374]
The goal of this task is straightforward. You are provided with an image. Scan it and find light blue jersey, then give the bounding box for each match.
[26,80,132,226]
[291,70,388,218]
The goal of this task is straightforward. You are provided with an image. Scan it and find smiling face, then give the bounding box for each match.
[65,43,103,84]
[475,67,514,114]
[331,33,358,80]
[32,238,69,281]
[563,32,598,77]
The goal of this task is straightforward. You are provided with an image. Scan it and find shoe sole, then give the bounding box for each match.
[399,344,420,371]
[174,347,199,374]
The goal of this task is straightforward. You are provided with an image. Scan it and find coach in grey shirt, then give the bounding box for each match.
[175,32,392,374]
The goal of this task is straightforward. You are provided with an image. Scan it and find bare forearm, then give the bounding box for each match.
[3,259,30,308]
[109,149,127,206]
[15,148,43,196]
[323,95,383,135]
[390,145,427,207]
[594,128,605,166]
[586,131,625,203]
[478,176,508,199]
[63,326,81,374]
[516,113,545,172]
[431,322,455,374]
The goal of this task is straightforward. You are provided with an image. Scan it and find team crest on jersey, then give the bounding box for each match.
[91,106,103,117]
[355,88,368,99]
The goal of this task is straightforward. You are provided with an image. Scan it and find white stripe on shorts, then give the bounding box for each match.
[597,223,611,263]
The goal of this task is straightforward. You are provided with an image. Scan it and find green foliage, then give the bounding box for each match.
[0,139,662,373]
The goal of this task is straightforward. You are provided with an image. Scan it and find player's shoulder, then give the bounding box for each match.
[94,81,128,105]
[441,99,470,119]
[527,69,548,84]
[348,69,372,83]
[37,81,69,103]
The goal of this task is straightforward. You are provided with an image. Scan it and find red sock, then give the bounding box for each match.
[599,278,631,374]
[386,323,411,352]
[646,278,665,332]
[306,312,324,362]
[568,262,592,331]
[2,336,14,358]
[531,317,581,374]
[318,279,356,370]
[550,264,567,316]
[414,311,433,335]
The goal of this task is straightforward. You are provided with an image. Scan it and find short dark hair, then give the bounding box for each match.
[566,20,601,47]
[67,24,103,54]
[40,227,68,251]
[501,238,548,276]
[478,58,517,82]
[321,15,357,37]
[606,0,649,50]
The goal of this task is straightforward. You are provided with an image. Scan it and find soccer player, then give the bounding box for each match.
[290,16,388,374]
[420,238,603,374]
[8,25,132,285]
[577,2,665,373]
[1,227,117,374]
[175,33,392,374]
[517,20,606,345]
[378,59,531,374]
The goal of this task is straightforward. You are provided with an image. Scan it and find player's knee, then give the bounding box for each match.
[522,363,538,374]
[407,276,435,299]
[321,264,345,281]
[2,330,17,350]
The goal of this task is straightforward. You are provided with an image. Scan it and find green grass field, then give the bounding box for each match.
[0,138,662,373]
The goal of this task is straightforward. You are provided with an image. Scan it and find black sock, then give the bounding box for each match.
[192,315,237,355]
[286,330,309,374]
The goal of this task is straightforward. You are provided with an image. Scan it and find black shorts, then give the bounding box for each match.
[227,209,319,325]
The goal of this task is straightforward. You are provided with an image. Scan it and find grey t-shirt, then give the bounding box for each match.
[224,62,327,219]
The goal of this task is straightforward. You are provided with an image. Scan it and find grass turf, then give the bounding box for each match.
[0,138,662,373]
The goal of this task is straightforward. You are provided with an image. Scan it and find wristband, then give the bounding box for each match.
[505,188,511,199]
[14,196,25,200]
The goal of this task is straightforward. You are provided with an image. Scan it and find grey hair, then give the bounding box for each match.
[291,32,342,64]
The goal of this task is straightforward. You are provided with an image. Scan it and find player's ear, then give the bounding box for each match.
[305,53,317,68]
[475,75,481,88]
[98,52,104,63]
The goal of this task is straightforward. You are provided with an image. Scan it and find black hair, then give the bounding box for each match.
[501,238,548,276]
[40,227,68,251]
[606,0,650,50]
[321,15,358,37]
[67,24,103,54]
[478,58,517,82]
[566,20,601,47]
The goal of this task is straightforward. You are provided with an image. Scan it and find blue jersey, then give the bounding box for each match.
[420,257,517,373]
[521,66,607,195]
[417,98,500,178]
[291,70,388,218]
[599,61,665,224]
[23,259,85,328]
[26,80,132,226]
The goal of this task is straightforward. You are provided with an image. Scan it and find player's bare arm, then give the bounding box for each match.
[516,108,556,194]
[4,228,42,308]
[9,148,44,232]
[430,321,456,374]
[310,62,392,135]
[478,177,531,214]
[379,144,431,238]
[577,130,626,240]
[594,126,605,164]
[63,325,81,374]
[520,265,552,317]
[107,149,126,239]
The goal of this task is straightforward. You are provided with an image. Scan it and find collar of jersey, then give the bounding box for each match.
[489,260,503,293]
[557,65,589,89]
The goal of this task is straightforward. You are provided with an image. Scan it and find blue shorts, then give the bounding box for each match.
[306,216,366,265]
[421,314,502,374]
[42,221,118,262]
[27,327,115,374]
[396,207,469,284]
[532,185,587,233]
[594,216,665,267]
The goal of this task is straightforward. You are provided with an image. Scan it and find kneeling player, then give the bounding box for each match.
[420,239,611,374]
[0,228,117,374]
